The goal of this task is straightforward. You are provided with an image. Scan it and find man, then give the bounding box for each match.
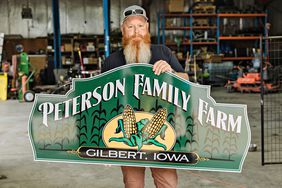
[102,5,184,188]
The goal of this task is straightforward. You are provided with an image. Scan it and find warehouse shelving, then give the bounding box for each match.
[47,35,73,66]
[157,12,267,62]
[222,57,253,61]
[217,13,267,17]
[47,34,103,70]
[73,38,99,69]
[158,12,218,64]
[219,36,261,40]
[165,41,218,45]
[217,13,267,60]
[50,0,110,68]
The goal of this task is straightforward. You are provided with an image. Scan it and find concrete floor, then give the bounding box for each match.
[0,87,281,188]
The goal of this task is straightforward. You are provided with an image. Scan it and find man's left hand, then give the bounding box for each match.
[153,60,173,75]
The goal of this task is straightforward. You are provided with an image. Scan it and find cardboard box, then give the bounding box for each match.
[86,42,95,52]
[61,56,72,65]
[87,46,95,52]
[83,57,89,64]
[168,0,184,12]
[29,55,47,73]
[194,18,209,26]
[64,43,73,52]
[65,59,72,65]
[28,55,48,84]
[88,57,98,64]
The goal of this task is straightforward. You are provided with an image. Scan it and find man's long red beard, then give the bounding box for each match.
[122,33,151,64]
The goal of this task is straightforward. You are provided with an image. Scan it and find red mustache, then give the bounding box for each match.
[122,33,151,47]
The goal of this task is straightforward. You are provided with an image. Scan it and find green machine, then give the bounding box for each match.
[18,52,35,102]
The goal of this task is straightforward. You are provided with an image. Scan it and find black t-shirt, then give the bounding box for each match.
[101,44,184,73]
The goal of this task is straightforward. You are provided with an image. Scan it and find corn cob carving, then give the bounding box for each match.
[141,108,167,141]
[122,105,137,138]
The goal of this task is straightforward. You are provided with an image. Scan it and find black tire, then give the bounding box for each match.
[24,90,35,102]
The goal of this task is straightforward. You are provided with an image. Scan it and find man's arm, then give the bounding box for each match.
[152,45,188,79]
[164,45,184,72]
[101,51,125,73]
[101,58,110,73]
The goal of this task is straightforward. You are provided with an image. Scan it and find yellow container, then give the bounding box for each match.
[0,73,8,100]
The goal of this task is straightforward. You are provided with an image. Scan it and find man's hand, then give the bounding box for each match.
[153,60,173,75]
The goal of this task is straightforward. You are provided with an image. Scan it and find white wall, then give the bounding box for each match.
[60,0,104,34]
[0,0,143,38]
[0,0,105,38]
[110,0,141,30]
[0,0,53,37]
[0,0,280,38]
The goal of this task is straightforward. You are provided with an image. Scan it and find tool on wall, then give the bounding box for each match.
[193,55,197,83]
[21,0,32,19]
[77,47,86,78]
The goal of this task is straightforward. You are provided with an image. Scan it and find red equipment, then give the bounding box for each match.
[226,72,279,93]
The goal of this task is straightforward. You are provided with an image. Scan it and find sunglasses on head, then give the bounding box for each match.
[124,9,144,17]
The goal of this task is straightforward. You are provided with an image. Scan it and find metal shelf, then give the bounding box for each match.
[219,36,261,40]
[158,12,267,60]
[164,27,191,30]
[222,57,254,61]
[160,13,190,18]
[218,13,267,17]
[160,13,217,17]
[192,42,218,45]
[191,13,217,17]
[164,26,217,30]
[192,26,217,29]
[166,42,218,46]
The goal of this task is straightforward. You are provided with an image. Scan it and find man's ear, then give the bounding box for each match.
[146,22,149,30]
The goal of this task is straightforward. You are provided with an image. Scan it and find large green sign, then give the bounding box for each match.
[29,64,251,172]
